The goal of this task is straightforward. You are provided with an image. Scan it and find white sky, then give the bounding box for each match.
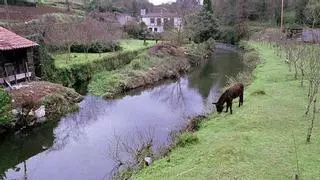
[149,0,176,5]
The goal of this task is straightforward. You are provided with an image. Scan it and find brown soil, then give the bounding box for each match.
[0,5,70,22]
[10,81,82,109]
[148,43,186,57]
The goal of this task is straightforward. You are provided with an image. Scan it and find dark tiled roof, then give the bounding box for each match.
[0,26,38,50]
[142,12,179,18]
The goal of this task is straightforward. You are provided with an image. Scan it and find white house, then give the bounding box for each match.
[140,9,182,33]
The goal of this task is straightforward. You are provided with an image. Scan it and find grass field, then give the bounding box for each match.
[133,42,320,179]
[54,40,156,68]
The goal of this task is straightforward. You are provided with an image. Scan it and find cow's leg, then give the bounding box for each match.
[239,92,243,107]
[226,100,232,114]
[225,102,229,113]
[229,101,233,114]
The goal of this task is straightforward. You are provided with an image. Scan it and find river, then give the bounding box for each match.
[0,48,244,180]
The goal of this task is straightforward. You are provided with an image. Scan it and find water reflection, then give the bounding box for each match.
[0,48,244,180]
[50,98,115,151]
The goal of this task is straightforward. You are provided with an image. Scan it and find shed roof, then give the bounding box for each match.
[0,27,38,51]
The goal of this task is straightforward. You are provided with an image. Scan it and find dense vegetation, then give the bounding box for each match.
[182,0,320,45]
[70,41,121,53]
[0,89,11,125]
[84,0,152,16]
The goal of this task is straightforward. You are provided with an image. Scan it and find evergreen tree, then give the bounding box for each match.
[203,0,213,13]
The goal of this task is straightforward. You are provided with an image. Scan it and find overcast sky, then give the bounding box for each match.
[149,0,176,5]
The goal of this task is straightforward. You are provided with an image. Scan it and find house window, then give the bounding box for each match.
[150,18,155,24]
[157,18,162,26]
[154,28,158,32]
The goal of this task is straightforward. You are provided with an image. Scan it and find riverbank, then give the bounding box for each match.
[88,42,213,98]
[41,40,156,92]
[134,41,320,179]
[0,81,83,135]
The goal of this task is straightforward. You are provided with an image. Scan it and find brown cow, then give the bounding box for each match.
[213,83,244,114]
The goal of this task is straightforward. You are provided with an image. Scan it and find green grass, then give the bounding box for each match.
[133,42,320,179]
[88,52,168,97]
[54,40,156,68]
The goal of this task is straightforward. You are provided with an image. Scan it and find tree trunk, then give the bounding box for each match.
[67,44,71,64]
[66,0,70,12]
[4,0,9,22]
[300,68,304,87]
[307,97,317,142]
[294,61,298,80]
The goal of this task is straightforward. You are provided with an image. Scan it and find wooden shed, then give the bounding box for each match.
[0,26,38,86]
[302,28,320,43]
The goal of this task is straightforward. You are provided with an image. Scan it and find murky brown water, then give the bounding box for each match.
[0,48,244,180]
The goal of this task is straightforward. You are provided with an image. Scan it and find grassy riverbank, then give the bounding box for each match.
[42,40,156,90]
[88,43,211,98]
[134,42,320,179]
[54,40,156,68]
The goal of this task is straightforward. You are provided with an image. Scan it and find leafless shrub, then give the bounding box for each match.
[273,41,320,142]
[106,128,155,179]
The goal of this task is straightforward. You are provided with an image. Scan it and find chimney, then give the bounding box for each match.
[141,9,146,16]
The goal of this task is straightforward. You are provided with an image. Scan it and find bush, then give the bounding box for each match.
[218,26,238,45]
[0,89,12,125]
[70,41,121,53]
[42,93,79,120]
[123,21,143,38]
[189,10,221,43]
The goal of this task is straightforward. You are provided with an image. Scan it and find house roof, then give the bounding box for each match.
[0,27,38,51]
[142,12,179,18]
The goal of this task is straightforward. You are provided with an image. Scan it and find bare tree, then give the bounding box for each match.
[106,128,156,179]
[45,23,79,63]
[66,0,71,12]
[164,0,200,45]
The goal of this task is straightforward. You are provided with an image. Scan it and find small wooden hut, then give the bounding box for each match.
[0,27,38,87]
[302,28,320,43]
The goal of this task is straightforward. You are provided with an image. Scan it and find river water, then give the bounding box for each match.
[0,48,244,180]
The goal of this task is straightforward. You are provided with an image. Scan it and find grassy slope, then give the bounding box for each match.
[88,52,151,97]
[54,40,156,68]
[134,42,320,179]
[88,51,190,97]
